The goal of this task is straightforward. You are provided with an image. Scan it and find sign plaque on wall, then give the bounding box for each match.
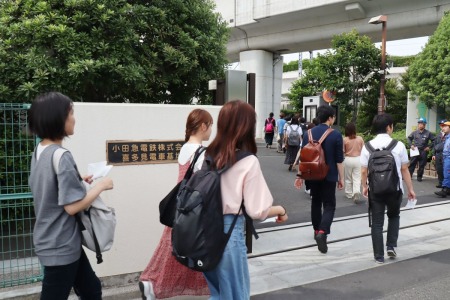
[106,140,185,165]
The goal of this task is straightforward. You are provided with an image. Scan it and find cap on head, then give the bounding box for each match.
[439,119,448,126]
[417,117,427,124]
[444,121,450,126]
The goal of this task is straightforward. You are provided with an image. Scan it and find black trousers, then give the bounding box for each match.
[40,250,102,300]
[408,149,428,178]
[309,180,336,234]
[436,154,444,185]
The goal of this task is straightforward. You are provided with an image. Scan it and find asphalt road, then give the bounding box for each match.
[256,141,447,228]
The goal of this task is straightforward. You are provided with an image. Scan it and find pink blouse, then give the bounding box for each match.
[220,155,273,220]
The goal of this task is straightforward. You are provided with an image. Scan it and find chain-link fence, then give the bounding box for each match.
[0,103,42,287]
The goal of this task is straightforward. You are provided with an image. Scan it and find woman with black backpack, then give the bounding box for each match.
[203,100,288,299]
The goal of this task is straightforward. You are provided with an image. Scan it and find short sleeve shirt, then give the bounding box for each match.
[360,134,409,193]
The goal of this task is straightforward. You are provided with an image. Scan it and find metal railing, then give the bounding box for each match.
[0,103,42,287]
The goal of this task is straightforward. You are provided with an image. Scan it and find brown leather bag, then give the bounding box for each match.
[298,128,334,180]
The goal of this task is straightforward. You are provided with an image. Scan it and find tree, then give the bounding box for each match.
[288,30,381,124]
[408,12,450,108]
[0,0,229,103]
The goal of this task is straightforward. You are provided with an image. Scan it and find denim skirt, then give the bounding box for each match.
[203,214,249,299]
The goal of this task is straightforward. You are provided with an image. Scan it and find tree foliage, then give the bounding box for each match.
[0,0,229,103]
[288,30,381,124]
[408,12,450,107]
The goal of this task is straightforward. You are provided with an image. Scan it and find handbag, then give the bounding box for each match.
[159,146,206,227]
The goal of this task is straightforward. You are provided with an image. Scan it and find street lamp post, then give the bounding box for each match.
[369,15,387,115]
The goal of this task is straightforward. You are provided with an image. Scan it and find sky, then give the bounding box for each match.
[282,36,429,63]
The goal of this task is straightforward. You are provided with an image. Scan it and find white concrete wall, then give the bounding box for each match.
[239,50,282,138]
[406,92,438,136]
[63,103,221,277]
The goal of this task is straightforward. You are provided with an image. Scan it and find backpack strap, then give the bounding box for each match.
[385,139,398,151]
[183,146,206,180]
[318,128,334,144]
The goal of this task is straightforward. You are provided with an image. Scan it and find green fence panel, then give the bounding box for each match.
[0,103,43,287]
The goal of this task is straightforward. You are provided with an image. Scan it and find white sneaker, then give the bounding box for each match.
[305,189,310,195]
[139,281,156,300]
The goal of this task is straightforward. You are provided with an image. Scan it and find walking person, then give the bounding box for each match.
[264,112,276,148]
[139,109,213,299]
[434,121,450,197]
[284,117,302,171]
[276,112,287,153]
[28,92,114,299]
[343,123,364,203]
[203,100,288,299]
[361,113,416,264]
[432,120,448,188]
[294,105,344,254]
[407,117,435,181]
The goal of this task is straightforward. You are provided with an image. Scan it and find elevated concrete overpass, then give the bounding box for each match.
[213,1,449,136]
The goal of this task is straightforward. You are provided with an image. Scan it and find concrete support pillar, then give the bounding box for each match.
[239,50,283,138]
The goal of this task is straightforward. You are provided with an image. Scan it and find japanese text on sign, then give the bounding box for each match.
[106,140,184,165]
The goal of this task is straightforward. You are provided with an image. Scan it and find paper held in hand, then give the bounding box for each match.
[405,199,417,209]
[409,148,420,157]
[88,161,113,179]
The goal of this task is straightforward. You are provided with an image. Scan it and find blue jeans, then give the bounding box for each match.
[204,215,249,300]
[442,156,450,188]
[369,190,402,259]
[40,249,102,300]
[309,180,336,234]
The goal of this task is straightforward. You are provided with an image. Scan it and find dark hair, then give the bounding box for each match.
[312,117,320,126]
[299,117,306,123]
[345,122,357,139]
[269,112,274,118]
[307,122,316,129]
[206,100,257,169]
[185,109,213,142]
[317,105,335,123]
[28,92,73,140]
[372,113,394,134]
[279,112,285,118]
[290,116,299,125]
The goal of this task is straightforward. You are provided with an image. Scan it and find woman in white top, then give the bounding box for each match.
[203,100,288,299]
[139,109,212,300]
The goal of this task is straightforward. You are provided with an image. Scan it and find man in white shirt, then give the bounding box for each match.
[360,113,416,264]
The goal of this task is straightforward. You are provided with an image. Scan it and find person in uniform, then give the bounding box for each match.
[407,117,435,181]
[432,120,448,188]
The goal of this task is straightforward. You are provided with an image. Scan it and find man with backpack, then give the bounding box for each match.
[360,113,416,264]
[294,105,344,254]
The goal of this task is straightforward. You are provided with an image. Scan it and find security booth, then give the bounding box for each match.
[302,93,339,127]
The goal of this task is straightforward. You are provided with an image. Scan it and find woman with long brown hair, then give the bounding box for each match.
[203,100,288,299]
[139,109,213,300]
[343,122,364,203]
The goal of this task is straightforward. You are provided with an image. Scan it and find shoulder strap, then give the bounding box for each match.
[307,129,313,142]
[385,139,398,151]
[365,141,376,154]
[318,128,333,144]
[183,146,206,180]
[52,147,68,174]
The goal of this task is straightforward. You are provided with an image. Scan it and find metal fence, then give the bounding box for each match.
[0,103,42,287]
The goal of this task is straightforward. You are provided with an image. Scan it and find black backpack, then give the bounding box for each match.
[366,139,400,195]
[171,150,258,272]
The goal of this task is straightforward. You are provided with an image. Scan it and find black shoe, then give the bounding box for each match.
[435,188,448,197]
[417,177,422,182]
[436,184,443,188]
[315,232,328,253]
[288,164,292,171]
